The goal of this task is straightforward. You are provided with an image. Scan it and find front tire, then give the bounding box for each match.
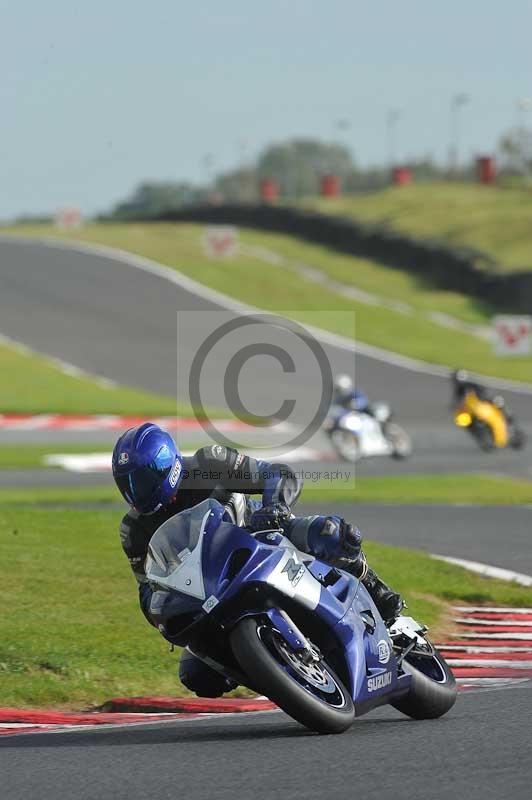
[331,429,360,462]
[510,427,527,450]
[230,617,354,734]
[472,422,494,451]
[391,649,457,720]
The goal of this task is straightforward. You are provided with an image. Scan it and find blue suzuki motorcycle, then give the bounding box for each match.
[145,497,456,734]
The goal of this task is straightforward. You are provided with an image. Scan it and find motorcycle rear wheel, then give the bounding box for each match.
[386,423,412,459]
[391,648,457,720]
[231,617,355,734]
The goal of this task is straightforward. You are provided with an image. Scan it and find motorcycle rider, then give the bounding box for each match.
[332,374,373,416]
[451,369,513,421]
[113,422,404,697]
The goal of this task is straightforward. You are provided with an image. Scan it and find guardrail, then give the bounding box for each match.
[113,204,532,313]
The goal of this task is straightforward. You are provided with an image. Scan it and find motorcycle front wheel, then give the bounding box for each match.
[471,421,494,451]
[510,427,527,450]
[330,429,360,462]
[230,617,354,734]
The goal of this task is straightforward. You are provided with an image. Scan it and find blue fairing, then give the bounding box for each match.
[145,498,410,712]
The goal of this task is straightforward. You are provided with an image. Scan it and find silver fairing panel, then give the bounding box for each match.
[266,543,322,611]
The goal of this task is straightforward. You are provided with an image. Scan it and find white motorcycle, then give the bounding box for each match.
[324,403,412,463]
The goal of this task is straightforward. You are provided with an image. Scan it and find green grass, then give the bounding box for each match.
[5,222,532,383]
[301,182,532,272]
[0,444,113,470]
[303,472,532,506]
[0,341,184,415]
[1,495,530,708]
[0,485,123,507]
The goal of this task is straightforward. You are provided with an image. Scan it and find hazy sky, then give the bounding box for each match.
[2,1,531,219]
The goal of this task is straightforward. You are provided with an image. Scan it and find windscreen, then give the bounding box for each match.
[145,498,218,582]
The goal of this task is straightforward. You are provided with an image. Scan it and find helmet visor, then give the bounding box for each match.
[115,446,175,512]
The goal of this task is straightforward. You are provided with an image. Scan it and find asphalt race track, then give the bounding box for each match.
[2,684,531,800]
[1,237,531,798]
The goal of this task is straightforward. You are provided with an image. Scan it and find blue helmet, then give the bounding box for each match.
[112,423,184,514]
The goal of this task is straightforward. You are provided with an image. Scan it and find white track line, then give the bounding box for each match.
[452,606,532,613]
[0,331,117,389]
[3,232,532,395]
[43,445,332,473]
[0,723,54,729]
[458,632,532,640]
[0,709,280,738]
[440,646,532,653]
[456,677,531,686]
[432,555,532,587]
[453,617,532,627]
[447,659,532,668]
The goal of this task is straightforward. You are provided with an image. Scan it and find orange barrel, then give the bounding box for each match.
[320,174,341,197]
[392,167,413,186]
[259,179,279,202]
[477,156,497,184]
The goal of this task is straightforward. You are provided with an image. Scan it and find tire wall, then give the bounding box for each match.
[116,204,532,313]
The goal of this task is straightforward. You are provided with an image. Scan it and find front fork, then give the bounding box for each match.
[230,605,319,666]
[263,607,317,657]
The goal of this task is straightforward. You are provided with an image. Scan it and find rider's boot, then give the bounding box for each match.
[341,553,404,625]
[361,566,404,625]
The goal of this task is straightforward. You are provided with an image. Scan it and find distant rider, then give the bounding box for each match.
[332,374,373,416]
[112,422,404,697]
[451,369,513,421]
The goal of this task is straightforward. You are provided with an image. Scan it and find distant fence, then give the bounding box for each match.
[123,204,532,313]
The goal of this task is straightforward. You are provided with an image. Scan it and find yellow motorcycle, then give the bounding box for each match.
[454,390,526,451]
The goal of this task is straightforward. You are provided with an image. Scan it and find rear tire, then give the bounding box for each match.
[391,649,457,720]
[230,617,354,734]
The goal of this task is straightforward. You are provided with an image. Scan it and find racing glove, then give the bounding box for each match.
[249,503,291,532]
[306,515,362,561]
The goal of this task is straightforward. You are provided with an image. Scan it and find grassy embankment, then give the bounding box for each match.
[302,181,532,272]
[1,485,531,708]
[0,341,184,416]
[4,222,532,383]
